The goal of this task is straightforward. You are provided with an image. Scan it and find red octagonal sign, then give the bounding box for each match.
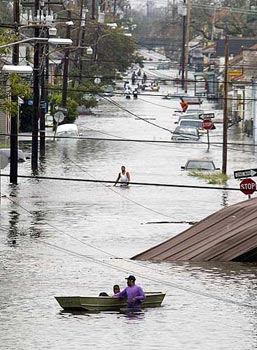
[202,119,213,130]
[240,178,256,195]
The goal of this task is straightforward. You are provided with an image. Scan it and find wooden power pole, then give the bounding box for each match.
[222,35,229,175]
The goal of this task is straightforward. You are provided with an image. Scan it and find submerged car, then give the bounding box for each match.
[172,126,200,141]
[55,124,80,139]
[0,149,30,162]
[175,114,202,123]
[181,158,220,171]
[178,118,206,133]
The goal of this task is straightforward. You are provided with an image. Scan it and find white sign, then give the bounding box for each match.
[54,111,65,123]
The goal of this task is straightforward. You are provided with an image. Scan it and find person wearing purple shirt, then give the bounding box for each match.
[113,275,146,309]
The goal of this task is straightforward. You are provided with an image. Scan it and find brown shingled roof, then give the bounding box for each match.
[132,197,257,262]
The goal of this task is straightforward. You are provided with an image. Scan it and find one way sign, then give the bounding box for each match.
[234,168,257,179]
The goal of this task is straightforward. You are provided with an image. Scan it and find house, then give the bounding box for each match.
[132,197,257,262]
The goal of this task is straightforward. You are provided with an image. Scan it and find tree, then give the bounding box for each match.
[50,93,78,125]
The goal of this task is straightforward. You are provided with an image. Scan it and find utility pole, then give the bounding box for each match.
[39,28,47,157]
[181,0,186,90]
[222,35,229,175]
[92,0,96,19]
[184,0,191,93]
[10,0,19,184]
[32,0,40,172]
[61,10,72,110]
[79,1,87,84]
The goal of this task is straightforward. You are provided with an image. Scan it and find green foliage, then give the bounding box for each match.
[0,29,18,57]
[83,27,137,77]
[1,74,32,118]
[50,93,78,124]
[189,171,229,184]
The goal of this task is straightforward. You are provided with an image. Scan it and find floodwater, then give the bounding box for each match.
[1,77,257,350]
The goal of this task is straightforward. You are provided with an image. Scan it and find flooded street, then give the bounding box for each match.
[1,80,257,350]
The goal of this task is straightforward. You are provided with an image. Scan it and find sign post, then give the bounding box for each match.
[202,119,213,152]
[240,178,256,198]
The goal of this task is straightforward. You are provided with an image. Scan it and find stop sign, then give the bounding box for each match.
[202,119,213,130]
[240,178,256,195]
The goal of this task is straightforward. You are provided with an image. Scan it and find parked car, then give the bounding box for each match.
[178,118,206,133]
[172,126,200,141]
[175,114,201,123]
[184,108,205,116]
[0,149,30,162]
[181,158,220,171]
[45,113,53,127]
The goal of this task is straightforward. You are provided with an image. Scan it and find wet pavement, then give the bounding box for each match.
[1,72,257,350]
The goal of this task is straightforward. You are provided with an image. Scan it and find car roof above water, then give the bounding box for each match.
[56,124,78,133]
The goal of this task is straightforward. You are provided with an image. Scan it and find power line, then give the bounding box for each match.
[0,173,241,192]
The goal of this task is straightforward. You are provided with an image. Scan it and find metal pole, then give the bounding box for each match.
[222,35,229,175]
[207,129,210,152]
[32,0,40,172]
[10,0,19,184]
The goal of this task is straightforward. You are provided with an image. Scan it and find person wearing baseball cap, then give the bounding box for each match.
[113,275,145,309]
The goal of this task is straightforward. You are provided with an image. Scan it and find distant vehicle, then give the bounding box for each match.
[175,114,202,123]
[184,108,205,116]
[0,148,30,162]
[178,118,206,133]
[55,124,80,140]
[157,62,171,70]
[172,126,200,141]
[147,65,157,70]
[163,92,188,100]
[181,158,220,171]
[45,113,53,127]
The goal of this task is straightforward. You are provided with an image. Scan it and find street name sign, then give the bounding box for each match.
[240,178,256,195]
[234,168,257,179]
[202,113,215,119]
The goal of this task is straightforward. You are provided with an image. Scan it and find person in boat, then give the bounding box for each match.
[113,285,120,294]
[114,165,130,187]
[113,275,145,309]
[99,285,120,297]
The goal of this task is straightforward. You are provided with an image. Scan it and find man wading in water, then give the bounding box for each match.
[113,275,145,310]
[114,165,131,187]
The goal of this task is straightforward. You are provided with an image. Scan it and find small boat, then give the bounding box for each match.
[55,292,165,312]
